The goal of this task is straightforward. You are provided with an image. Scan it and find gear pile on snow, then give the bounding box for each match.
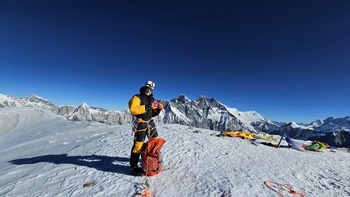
[141,137,166,176]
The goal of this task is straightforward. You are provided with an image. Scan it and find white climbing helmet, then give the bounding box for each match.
[145,80,156,90]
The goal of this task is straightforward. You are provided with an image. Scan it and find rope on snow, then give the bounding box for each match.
[264,180,305,197]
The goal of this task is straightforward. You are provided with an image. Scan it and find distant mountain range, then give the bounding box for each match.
[1,93,349,147]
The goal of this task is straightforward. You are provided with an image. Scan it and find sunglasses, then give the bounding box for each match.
[145,87,153,95]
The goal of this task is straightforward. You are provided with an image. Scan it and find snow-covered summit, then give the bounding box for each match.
[316,116,350,132]
[23,94,54,106]
[282,122,314,130]
[170,94,191,103]
[309,119,324,127]
[0,94,20,107]
[159,94,277,133]
[0,93,56,109]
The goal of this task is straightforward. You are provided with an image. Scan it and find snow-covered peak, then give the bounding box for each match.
[286,122,300,128]
[70,102,93,121]
[0,93,57,110]
[282,122,313,130]
[165,94,277,132]
[324,117,335,122]
[0,93,11,101]
[170,94,191,103]
[73,103,92,113]
[0,94,20,107]
[316,116,350,132]
[24,94,47,102]
[79,102,90,108]
[23,94,55,106]
[0,93,14,102]
[309,119,324,127]
[194,96,224,109]
[196,95,211,102]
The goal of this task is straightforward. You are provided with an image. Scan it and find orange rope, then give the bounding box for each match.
[137,179,151,197]
[145,139,150,176]
[264,181,305,197]
[137,187,151,197]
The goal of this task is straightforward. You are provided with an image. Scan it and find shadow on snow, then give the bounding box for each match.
[9,154,131,175]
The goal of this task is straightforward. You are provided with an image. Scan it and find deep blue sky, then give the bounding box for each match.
[1,0,349,123]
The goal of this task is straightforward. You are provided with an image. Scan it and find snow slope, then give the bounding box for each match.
[1,107,350,197]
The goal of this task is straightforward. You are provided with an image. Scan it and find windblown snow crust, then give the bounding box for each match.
[1,108,350,197]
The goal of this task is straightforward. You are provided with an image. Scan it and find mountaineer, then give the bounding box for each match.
[128,80,164,176]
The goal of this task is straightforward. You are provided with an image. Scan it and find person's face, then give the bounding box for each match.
[145,87,153,96]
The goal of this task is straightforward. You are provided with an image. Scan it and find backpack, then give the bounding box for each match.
[141,137,166,176]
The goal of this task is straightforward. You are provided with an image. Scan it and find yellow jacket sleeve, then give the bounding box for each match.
[129,96,146,115]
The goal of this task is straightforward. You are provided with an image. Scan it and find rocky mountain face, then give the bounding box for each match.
[157,95,277,132]
[1,93,349,147]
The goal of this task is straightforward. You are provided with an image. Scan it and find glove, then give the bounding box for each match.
[151,101,163,110]
[158,103,164,110]
[151,101,159,109]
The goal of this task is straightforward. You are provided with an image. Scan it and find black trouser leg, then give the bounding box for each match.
[130,129,146,168]
[130,152,140,168]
